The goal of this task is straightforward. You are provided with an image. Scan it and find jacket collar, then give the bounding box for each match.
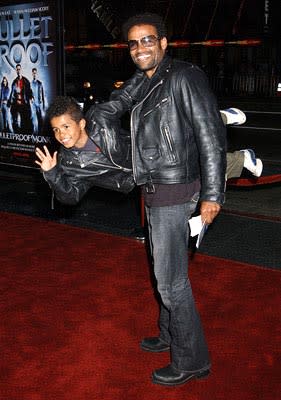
[149,54,172,82]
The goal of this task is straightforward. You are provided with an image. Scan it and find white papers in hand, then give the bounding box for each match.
[189,215,203,237]
[188,215,208,248]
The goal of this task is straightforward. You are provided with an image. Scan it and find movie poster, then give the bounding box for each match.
[0,1,63,168]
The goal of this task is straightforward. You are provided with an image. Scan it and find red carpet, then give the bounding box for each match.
[1,212,280,400]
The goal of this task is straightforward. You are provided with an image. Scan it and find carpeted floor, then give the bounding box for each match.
[0,173,143,236]
[0,171,280,269]
[0,212,280,400]
[196,212,281,269]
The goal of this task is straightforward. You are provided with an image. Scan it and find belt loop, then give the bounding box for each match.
[145,178,155,193]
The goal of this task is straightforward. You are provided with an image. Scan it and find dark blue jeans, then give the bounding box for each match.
[145,194,210,372]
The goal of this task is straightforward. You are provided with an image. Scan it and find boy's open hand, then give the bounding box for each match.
[35,146,57,171]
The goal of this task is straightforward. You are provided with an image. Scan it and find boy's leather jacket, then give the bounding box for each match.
[43,137,134,205]
[42,73,145,205]
[87,57,226,205]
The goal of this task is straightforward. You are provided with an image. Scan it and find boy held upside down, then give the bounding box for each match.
[35,96,135,205]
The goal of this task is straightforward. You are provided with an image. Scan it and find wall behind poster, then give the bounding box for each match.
[0,1,63,168]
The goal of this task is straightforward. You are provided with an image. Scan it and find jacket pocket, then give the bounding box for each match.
[142,146,162,162]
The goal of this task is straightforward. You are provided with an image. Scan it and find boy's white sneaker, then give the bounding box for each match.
[220,108,247,125]
[241,149,263,177]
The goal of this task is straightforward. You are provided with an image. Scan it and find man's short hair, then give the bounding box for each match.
[122,13,167,41]
[46,96,83,124]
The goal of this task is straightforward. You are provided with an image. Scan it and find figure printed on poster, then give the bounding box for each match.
[8,63,33,133]
[0,1,60,167]
[0,76,13,132]
[31,67,46,134]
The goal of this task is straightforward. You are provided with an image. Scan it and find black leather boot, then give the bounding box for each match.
[152,364,210,386]
[140,337,170,352]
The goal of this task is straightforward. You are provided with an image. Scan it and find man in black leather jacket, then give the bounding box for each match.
[88,13,226,387]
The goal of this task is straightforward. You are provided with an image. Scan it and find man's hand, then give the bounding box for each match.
[200,200,221,225]
[35,145,57,171]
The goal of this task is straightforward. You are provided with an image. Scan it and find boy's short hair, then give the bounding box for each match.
[122,12,167,41]
[46,96,83,124]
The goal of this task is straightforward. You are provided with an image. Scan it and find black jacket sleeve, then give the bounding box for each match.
[178,65,227,204]
[85,70,144,160]
[43,162,93,205]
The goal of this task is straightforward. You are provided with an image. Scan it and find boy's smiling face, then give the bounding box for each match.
[51,113,88,148]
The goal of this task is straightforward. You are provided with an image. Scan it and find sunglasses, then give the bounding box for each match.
[127,35,161,51]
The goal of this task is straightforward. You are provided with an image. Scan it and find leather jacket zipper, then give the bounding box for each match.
[163,125,173,152]
[130,79,164,182]
[102,128,132,172]
[163,125,176,162]
[87,159,132,172]
[77,135,132,173]
[143,97,168,117]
